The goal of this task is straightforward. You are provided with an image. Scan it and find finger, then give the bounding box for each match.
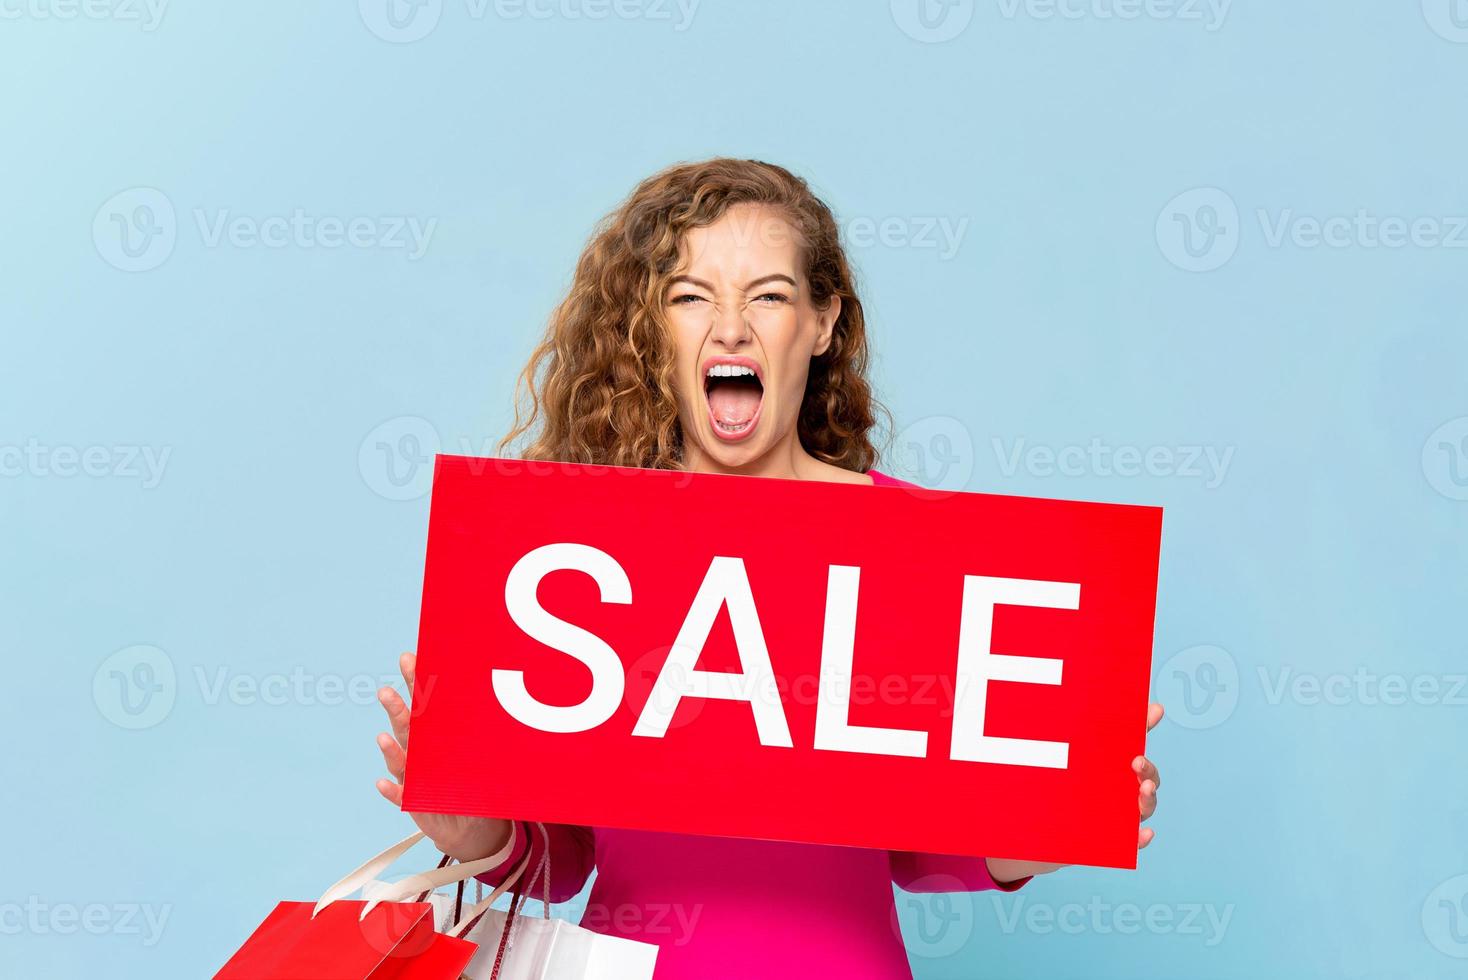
[376,778,404,807]
[1146,702,1164,732]
[400,652,417,698]
[377,732,407,781]
[1132,755,1161,791]
[379,686,411,747]
[1138,827,1155,850]
[1139,778,1157,820]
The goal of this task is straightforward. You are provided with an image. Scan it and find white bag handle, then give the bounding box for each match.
[443,855,532,940]
[313,830,427,916]
[444,822,548,940]
[313,823,522,919]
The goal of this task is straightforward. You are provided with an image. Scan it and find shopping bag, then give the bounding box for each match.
[428,824,660,980]
[450,913,659,980]
[215,829,521,979]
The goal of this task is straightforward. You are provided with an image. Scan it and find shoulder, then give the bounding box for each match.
[797,458,919,489]
[802,457,877,486]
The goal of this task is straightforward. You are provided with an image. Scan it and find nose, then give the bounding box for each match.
[709,300,752,350]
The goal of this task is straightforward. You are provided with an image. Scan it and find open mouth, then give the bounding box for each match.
[702,358,764,442]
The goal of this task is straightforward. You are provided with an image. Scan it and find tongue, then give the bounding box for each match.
[707,380,761,425]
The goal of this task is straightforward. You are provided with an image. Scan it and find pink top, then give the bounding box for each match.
[475,469,1029,978]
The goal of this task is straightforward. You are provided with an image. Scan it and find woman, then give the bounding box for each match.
[373,158,1164,978]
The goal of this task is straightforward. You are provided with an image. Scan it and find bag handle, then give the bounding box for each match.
[313,830,427,916]
[522,821,549,920]
[444,822,550,940]
[312,824,521,919]
[434,841,536,939]
[357,827,527,919]
[416,853,454,904]
[485,846,544,979]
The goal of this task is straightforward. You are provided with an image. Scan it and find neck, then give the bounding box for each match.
[683,426,817,481]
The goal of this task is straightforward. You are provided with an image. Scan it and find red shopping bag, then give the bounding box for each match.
[214,898,475,978]
[214,829,523,979]
[214,897,475,974]
[383,928,479,979]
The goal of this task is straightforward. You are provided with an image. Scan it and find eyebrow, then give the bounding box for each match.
[669,273,798,292]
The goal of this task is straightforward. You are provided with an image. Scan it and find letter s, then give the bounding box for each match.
[494,543,630,733]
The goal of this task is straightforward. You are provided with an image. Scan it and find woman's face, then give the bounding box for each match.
[664,203,841,472]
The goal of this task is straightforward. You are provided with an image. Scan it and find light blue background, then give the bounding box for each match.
[3,1,1466,977]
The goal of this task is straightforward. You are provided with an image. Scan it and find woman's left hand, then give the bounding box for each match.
[985,701,1164,883]
[1133,701,1164,851]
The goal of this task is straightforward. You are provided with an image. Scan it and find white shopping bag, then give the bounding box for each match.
[361,823,659,980]
[448,905,659,980]
[445,823,658,980]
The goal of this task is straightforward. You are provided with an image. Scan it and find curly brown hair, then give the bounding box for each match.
[499,158,886,473]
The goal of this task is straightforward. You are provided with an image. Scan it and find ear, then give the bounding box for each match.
[812,294,841,358]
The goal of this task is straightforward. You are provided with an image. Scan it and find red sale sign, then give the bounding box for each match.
[402,456,1163,869]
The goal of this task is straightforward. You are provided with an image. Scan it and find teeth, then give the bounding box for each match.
[706,364,757,379]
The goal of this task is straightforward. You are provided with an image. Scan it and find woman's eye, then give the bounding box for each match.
[670,294,705,305]
[755,293,790,304]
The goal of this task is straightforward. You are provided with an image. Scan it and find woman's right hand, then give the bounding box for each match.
[376,652,513,863]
